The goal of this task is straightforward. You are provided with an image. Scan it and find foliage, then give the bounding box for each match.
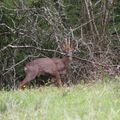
[0,0,120,88]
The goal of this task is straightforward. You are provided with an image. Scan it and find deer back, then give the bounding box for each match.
[25,58,59,75]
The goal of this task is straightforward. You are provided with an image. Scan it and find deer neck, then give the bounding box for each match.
[62,55,72,66]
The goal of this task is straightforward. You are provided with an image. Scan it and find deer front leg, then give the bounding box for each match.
[53,72,62,87]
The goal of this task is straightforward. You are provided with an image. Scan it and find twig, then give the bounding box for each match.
[8,44,65,55]
[73,56,119,68]
[0,39,18,53]
[8,44,119,69]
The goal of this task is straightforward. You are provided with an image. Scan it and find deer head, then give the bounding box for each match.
[60,38,76,61]
[18,38,76,89]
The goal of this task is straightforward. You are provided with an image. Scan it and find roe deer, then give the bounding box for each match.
[19,38,75,88]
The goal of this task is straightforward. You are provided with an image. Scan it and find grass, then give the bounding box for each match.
[0,78,120,120]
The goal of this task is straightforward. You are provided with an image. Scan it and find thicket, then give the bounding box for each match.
[0,0,120,89]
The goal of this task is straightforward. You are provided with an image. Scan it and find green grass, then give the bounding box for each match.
[0,78,120,120]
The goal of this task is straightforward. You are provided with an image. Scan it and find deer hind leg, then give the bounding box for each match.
[19,71,37,89]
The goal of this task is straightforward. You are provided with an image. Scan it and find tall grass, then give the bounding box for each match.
[0,78,120,120]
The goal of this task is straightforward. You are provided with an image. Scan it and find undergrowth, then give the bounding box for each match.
[0,77,120,120]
